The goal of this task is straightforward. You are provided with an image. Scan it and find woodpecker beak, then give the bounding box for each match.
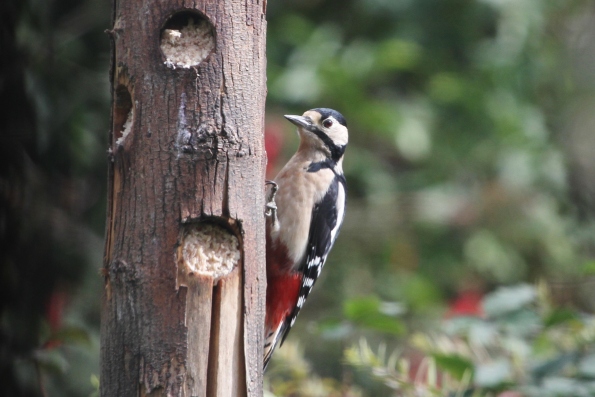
[284,115,313,130]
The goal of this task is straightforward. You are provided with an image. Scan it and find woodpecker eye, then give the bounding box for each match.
[322,119,333,128]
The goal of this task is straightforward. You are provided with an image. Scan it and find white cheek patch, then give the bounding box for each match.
[327,120,348,146]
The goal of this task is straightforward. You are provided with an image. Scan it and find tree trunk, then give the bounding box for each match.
[100,1,267,396]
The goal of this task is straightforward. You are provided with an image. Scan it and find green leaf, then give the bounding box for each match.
[432,353,474,381]
[375,39,422,71]
[499,309,541,336]
[51,325,91,346]
[482,284,536,318]
[401,274,443,310]
[582,261,595,275]
[344,296,381,318]
[467,321,498,345]
[532,333,556,357]
[317,319,353,340]
[541,377,587,395]
[531,352,577,379]
[344,297,406,336]
[34,349,69,374]
[474,359,512,387]
[578,354,595,379]
[544,308,580,327]
[90,374,100,397]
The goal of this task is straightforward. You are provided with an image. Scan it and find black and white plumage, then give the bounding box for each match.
[264,108,348,369]
[287,169,346,329]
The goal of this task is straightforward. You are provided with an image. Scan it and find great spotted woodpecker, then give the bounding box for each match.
[264,108,348,369]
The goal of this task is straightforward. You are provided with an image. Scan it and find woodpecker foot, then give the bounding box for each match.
[265,180,278,225]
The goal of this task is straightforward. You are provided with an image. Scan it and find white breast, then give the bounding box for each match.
[269,155,335,267]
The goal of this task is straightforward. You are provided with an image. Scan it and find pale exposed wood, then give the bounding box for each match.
[207,268,245,397]
[184,276,214,397]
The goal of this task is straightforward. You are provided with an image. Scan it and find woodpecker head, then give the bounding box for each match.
[284,108,348,161]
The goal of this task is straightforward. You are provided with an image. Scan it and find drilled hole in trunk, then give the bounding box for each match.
[160,11,215,69]
[180,222,240,280]
[113,84,133,146]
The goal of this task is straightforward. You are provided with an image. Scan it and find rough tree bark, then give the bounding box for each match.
[100,1,267,396]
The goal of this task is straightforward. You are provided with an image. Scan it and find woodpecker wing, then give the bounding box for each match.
[280,174,346,344]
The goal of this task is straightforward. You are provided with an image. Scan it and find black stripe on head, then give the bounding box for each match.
[309,128,345,161]
[312,108,347,127]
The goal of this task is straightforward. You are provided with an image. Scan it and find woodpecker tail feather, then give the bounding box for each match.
[264,321,285,370]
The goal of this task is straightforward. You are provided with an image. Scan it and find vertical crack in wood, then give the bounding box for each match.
[206,281,221,397]
[206,267,244,397]
[222,157,230,218]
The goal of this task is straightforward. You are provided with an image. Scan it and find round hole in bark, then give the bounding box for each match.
[160,11,215,69]
[113,84,133,146]
[181,222,240,279]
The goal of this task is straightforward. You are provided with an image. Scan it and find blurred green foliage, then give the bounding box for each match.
[265,0,595,394]
[3,0,595,395]
[344,283,595,396]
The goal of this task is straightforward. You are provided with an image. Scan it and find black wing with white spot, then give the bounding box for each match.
[280,175,347,345]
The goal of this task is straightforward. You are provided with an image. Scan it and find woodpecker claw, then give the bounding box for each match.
[265,180,279,225]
